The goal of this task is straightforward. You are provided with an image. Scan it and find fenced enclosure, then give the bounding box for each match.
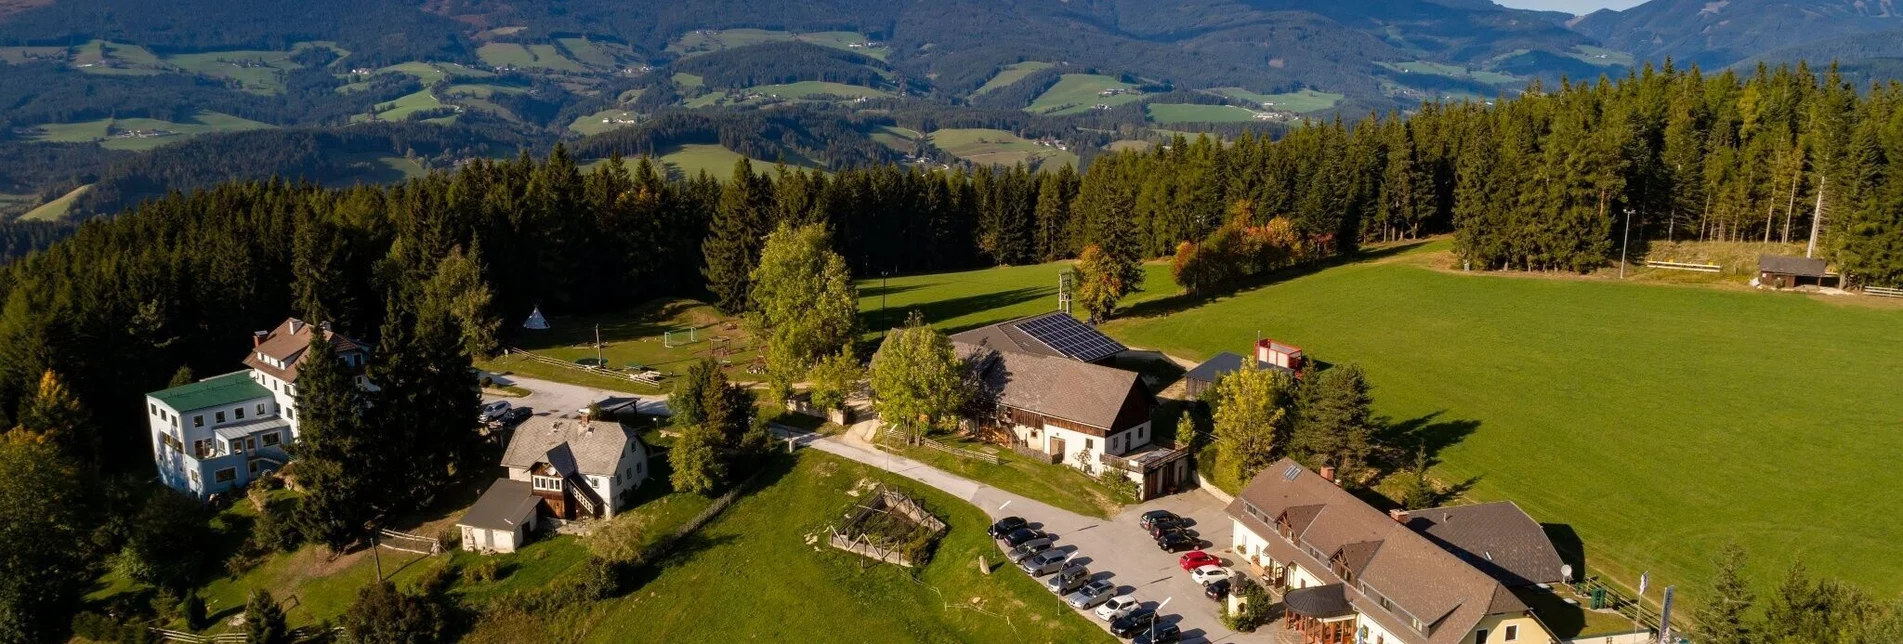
[1866,286,1903,299]
[504,346,662,386]
[828,486,949,568]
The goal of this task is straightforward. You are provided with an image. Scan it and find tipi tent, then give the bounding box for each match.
[523,306,550,330]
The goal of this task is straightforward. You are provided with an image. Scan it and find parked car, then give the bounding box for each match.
[1178,550,1220,571]
[988,516,1028,538]
[1154,529,1196,552]
[1020,549,1074,576]
[1146,517,1187,538]
[1007,537,1055,564]
[1094,595,1141,621]
[499,406,533,425]
[1189,565,1234,586]
[1109,608,1158,637]
[1131,622,1182,644]
[1065,579,1117,609]
[1001,527,1048,548]
[1138,509,1179,530]
[1045,565,1091,594]
[1204,578,1231,601]
[479,400,511,422]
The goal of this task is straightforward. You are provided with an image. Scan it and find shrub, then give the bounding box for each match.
[463,557,501,584]
[1097,469,1140,503]
[411,562,456,597]
[71,611,154,644]
[480,375,495,389]
[179,592,207,631]
[253,496,305,553]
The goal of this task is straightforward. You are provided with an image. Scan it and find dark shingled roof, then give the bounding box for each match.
[456,479,540,531]
[1406,502,1567,587]
[241,318,368,383]
[1759,254,1829,277]
[1184,352,1293,385]
[1286,583,1355,618]
[957,341,1154,432]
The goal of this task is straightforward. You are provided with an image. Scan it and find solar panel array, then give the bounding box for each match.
[1015,314,1127,363]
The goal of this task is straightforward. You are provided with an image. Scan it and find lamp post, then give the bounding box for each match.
[1620,208,1635,279]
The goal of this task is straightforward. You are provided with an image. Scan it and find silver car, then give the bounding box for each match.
[1020,549,1074,576]
[1006,537,1054,564]
[1066,579,1117,609]
[1044,565,1090,594]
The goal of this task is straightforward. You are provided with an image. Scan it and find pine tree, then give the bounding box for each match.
[1291,364,1375,477]
[291,332,375,551]
[245,589,291,644]
[703,159,768,312]
[1695,543,1754,644]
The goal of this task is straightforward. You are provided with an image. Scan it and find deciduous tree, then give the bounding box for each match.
[748,223,857,398]
[868,315,965,439]
[1211,363,1297,486]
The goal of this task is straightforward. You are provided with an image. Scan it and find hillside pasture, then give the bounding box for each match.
[1026,74,1141,115]
[477,43,583,72]
[0,45,63,64]
[27,111,273,151]
[1213,88,1344,113]
[868,124,922,151]
[18,184,90,221]
[556,37,629,68]
[667,28,884,60]
[974,61,1053,95]
[71,40,164,76]
[872,242,1903,598]
[569,108,643,135]
[1146,103,1260,123]
[929,128,1078,170]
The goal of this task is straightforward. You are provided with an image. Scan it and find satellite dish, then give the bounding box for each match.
[1560,564,1574,583]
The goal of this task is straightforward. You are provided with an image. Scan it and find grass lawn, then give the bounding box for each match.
[872,241,1903,597]
[569,108,643,135]
[1146,103,1260,124]
[477,298,763,393]
[929,128,1078,170]
[869,124,922,151]
[1027,74,1140,115]
[751,80,891,100]
[887,435,1128,518]
[854,260,1181,337]
[566,452,1110,642]
[974,61,1054,95]
[18,184,90,221]
[1212,88,1344,113]
[477,43,582,72]
[26,111,273,150]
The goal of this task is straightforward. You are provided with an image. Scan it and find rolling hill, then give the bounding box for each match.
[1572,0,1903,68]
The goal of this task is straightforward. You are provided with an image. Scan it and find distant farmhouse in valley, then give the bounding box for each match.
[145,318,370,498]
[951,313,1192,500]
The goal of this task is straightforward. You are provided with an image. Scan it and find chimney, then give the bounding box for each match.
[1320,465,1337,484]
[252,330,269,347]
[288,319,303,335]
[1389,509,1409,523]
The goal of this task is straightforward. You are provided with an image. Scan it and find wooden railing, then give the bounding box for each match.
[1644,260,1721,273]
[1867,286,1903,299]
[505,347,661,386]
[919,437,1000,465]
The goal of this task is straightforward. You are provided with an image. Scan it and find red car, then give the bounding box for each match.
[1178,550,1221,571]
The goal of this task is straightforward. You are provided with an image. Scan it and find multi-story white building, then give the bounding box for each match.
[145,318,368,498]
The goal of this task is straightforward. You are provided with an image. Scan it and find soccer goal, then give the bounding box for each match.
[664,326,698,348]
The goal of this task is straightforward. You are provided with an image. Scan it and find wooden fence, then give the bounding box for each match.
[919,437,1001,465]
[377,527,442,555]
[152,627,333,643]
[1867,286,1903,299]
[1644,260,1722,273]
[504,347,661,386]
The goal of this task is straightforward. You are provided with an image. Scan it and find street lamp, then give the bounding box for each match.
[1620,208,1634,279]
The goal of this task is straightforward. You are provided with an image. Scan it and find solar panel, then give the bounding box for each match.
[1283,464,1301,481]
[1014,314,1127,363]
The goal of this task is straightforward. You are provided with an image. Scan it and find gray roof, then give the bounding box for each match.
[457,479,540,531]
[501,416,638,477]
[958,341,1151,432]
[1759,254,1829,277]
[1185,351,1294,384]
[1406,502,1567,587]
[213,417,291,441]
[949,312,1127,363]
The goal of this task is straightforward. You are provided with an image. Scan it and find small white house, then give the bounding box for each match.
[456,479,542,554]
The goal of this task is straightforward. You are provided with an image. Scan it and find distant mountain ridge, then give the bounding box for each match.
[1573,0,1903,68]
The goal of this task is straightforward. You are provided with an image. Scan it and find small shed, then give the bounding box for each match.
[1183,352,1252,399]
[1758,254,1837,289]
[457,479,541,554]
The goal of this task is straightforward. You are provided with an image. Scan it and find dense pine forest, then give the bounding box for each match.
[2,60,1903,640]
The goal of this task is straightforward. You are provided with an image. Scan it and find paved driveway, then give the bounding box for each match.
[479,373,671,420]
[783,429,1275,644]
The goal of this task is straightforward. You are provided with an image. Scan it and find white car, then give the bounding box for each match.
[1095,595,1140,621]
[479,400,511,422]
[1190,565,1234,586]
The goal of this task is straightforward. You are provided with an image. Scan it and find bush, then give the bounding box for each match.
[1096,469,1141,503]
[71,611,154,644]
[253,496,304,553]
[463,557,501,584]
[480,375,495,389]
[411,562,456,597]
[179,592,207,631]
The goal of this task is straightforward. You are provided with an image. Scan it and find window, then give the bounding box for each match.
[189,470,200,484]
[194,415,204,427]
[635,462,643,475]
[1085,438,1094,451]
[171,416,180,429]
[193,439,215,459]
[625,468,633,479]
[235,406,245,420]
[215,411,226,423]
[1504,625,1518,641]
[149,403,157,415]
[246,438,257,450]
[214,468,237,483]
[533,476,561,492]
[262,431,281,447]
[287,407,295,420]
[256,403,266,415]
[248,460,260,474]
[1475,628,1489,643]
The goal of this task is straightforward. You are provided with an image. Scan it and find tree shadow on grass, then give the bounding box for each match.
[1117,241,1432,320]
[856,281,933,301]
[1376,410,1481,470]
[858,286,1052,337]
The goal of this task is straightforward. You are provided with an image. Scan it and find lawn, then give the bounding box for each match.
[872,241,1903,597]
[1145,103,1260,124]
[18,184,90,221]
[886,435,1128,518]
[569,108,643,135]
[476,298,764,393]
[929,128,1078,170]
[1027,74,1141,115]
[476,43,583,72]
[567,452,1110,642]
[854,260,1181,337]
[974,61,1054,95]
[26,111,273,150]
[751,80,890,100]
[667,28,883,60]
[1212,88,1344,114]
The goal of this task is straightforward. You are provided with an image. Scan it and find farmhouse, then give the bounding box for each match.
[144,318,369,498]
[1183,338,1306,397]
[1227,460,1563,644]
[459,413,649,554]
[1757,254,1838,289]
[950,311,1128,365]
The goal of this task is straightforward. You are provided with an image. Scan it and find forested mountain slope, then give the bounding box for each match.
[1573,0,1903,68]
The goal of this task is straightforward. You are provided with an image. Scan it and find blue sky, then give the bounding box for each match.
[1492,0,1649,13]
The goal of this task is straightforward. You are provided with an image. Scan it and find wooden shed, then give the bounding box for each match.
[1758,254,1838,289]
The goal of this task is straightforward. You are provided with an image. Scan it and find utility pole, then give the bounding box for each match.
[595,324,603,367]
[371,533,384,582]
[880,271,890,339]
[1620,208,1634,279]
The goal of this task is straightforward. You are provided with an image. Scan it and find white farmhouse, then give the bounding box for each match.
[458,414,650,553]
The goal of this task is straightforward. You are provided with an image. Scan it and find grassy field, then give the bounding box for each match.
[854,261,1181,336]
[1212,88,1344,113]
[929,128,1078,170]
[477,298,764,393]
[871,242,1903,597]
[0,45,64,64]
[869,125,922,151]
[356,89,444,122]
[752,81,890,100]
[886,435,1128,518]
[476,43,583,72]
[974,61,1054,95]
[667,28,883,60]
[1571,45,1635,67]
[556,37,629,68]
[569,108,643,135]
[27,111,273,150]
[564,452,1109,642]
[18,184,90,221]
[1146,103,1260,123]
[672,72,705,89]
[1027,74,1141,115]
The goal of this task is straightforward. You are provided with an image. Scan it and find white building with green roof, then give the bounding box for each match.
[146,317,369,498]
